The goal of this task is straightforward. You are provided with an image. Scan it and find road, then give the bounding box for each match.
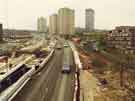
[51,72,75,101]
[50,48,75,101]
[12,49,63,101]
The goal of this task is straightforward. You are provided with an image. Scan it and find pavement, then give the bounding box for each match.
[80,70,99,101]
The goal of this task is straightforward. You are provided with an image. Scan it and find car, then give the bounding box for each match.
[64,44,69,47]
[56,44,62,49]
[61,64,71,73]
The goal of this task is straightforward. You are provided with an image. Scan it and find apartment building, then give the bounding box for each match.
[58,8,75,35]
[37,17,47,33]
[49,14,58,34]
[85,8,95,32]
[107,26,135,53]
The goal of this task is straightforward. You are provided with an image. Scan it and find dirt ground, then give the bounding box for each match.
[78,48,135,101]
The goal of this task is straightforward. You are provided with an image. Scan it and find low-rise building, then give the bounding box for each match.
[106,26,135,53]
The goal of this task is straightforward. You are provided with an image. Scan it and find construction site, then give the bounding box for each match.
[72,37,135,101]
[0,29,51,75]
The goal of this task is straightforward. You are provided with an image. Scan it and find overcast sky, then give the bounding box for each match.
[0,0,135,30]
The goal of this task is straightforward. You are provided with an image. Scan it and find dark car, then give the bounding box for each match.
[61,64,71,74]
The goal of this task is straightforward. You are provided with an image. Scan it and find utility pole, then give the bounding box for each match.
[6,0,10,72]
[119,48,125,87]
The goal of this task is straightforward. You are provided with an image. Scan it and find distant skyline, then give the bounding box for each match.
[0,0,135,30]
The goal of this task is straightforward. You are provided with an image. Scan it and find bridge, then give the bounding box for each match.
[0,39,80,101]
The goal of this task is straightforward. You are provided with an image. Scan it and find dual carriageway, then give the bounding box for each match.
[0,40,76,101]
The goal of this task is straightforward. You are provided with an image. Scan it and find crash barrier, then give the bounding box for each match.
[0,67,35,101]
[68,41,83,101]
[0,49,55,101]
[33,49,55,74]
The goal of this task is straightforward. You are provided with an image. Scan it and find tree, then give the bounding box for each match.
[75,32,83,36]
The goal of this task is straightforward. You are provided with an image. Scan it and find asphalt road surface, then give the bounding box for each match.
[12,49,63,101]
[50,48,75,101]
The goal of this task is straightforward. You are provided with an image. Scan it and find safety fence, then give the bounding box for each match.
[68,41,83,101]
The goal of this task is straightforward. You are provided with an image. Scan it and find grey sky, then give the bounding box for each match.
[0,0,135,30]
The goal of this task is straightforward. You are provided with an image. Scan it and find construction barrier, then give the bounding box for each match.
[68,41,83,101]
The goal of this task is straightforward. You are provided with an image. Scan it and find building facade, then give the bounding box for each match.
[49,14,58,34]
[37,17,47,33]
[85,8,95,32]
[58,8,75,35]
[107,26,135,53]
[69,10,75,35]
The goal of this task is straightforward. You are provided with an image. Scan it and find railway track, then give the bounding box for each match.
[12,49,63,101]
